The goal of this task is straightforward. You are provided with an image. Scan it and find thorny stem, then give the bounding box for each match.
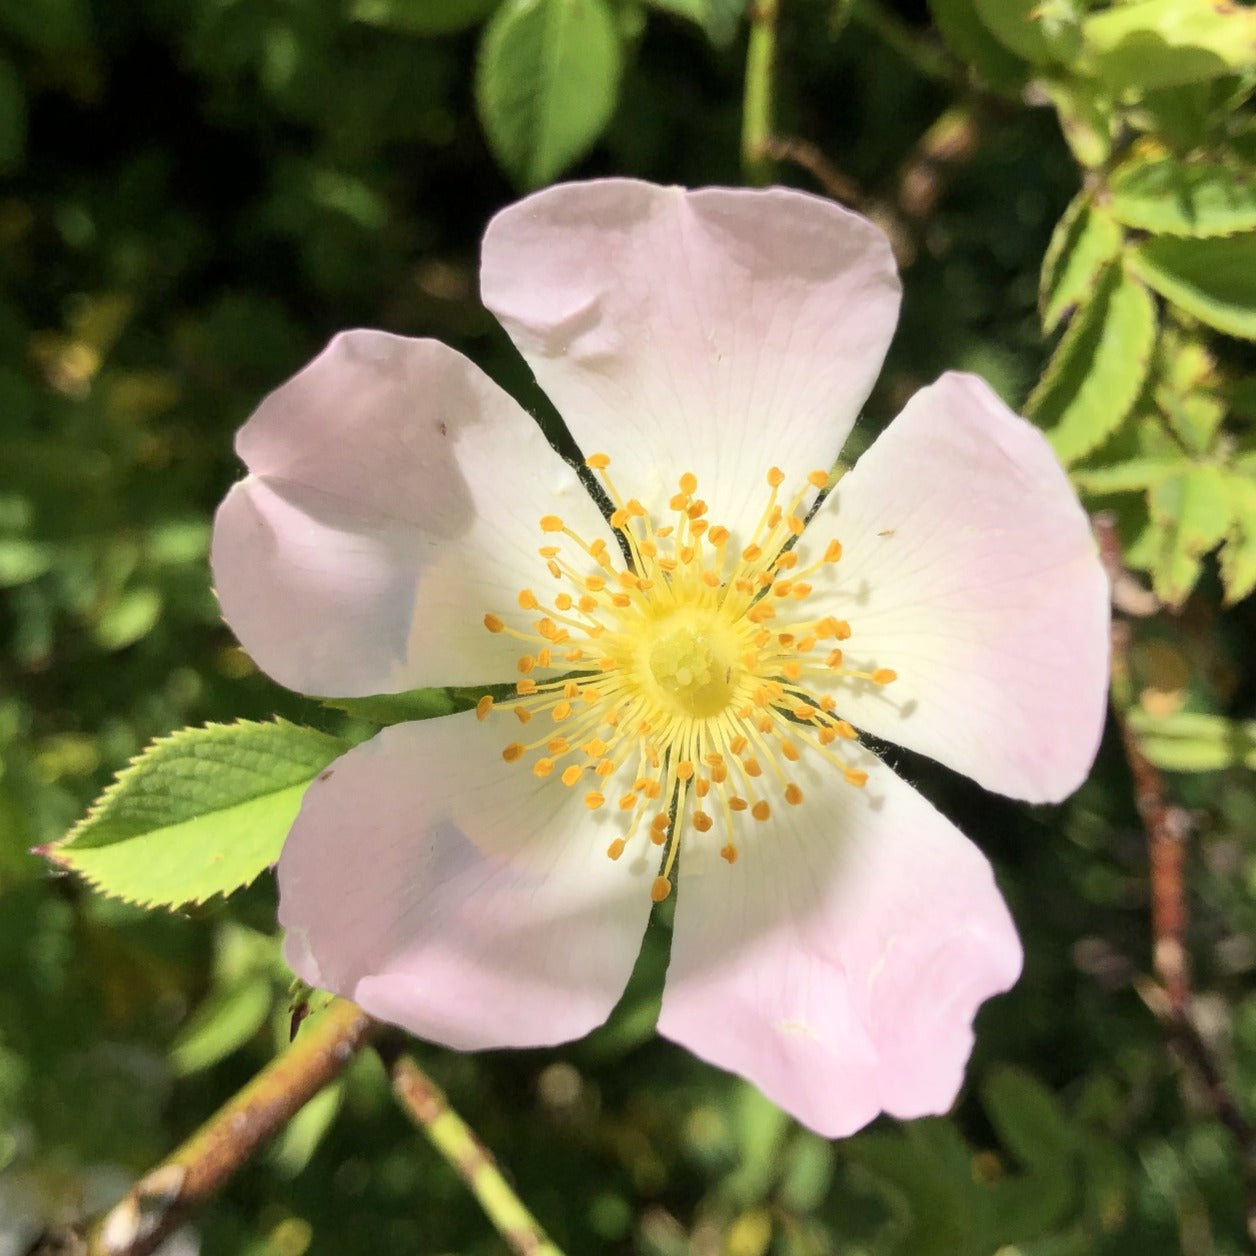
[1094,514,1256,1243]
[31,998,378,1256]
[741,0,780,186]
[386,1049,567,1256]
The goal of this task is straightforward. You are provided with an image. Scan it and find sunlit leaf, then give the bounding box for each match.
[1079,0,1256,91]
[1039,195,1123,334]
[1220,470,1256,604]
[1128,233,1256,341]
[475,0,623,189]
[971,0,1080,65]
[46,721,347,908]
[1027,263,1157,464]
[1109,158,1256,239]
[927,0,1028,94]
[1127,709,1256,772]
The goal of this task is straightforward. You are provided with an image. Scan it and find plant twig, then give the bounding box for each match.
[742,0,780,186]
[1094,513,1256,1242]
[30,997,377,1256]
[386,1050,566,1256]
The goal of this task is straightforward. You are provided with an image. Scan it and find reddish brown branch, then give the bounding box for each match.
[30,998,376,1256]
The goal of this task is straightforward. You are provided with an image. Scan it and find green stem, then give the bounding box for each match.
[389,1053,566,1256]
[742,0,780,186]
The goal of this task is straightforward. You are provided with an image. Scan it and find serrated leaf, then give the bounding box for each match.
[1109,158,1256,239]
[47,720,347,908]
[349,0,502,34]
[1154,332,1224,453]
[1027,263,1157,464]
[1040,195,1124,333]
[972,0,1081,65]
[1127,709,1256,772]
[1128,233,1256,341]
[475,0,623,189]
[1149,465,1232,558]
[1079,0,1256,92]
[1220,470,1256,603]
[927,0,1028,94]
[1071,457,1180,495]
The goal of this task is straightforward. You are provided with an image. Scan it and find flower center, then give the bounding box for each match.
[644,610,738,718]
[480,456,897,903]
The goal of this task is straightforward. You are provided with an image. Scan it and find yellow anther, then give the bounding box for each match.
[586,452,611,469]
[583,738,608,757]
[744,758,762,778]
[826,649,844,668]
[676,760,695,781]
[835,620,852,640]
[561,765,583,786]
[781,661,802,682]
[627,499,646,517]
[785,783,803,805]
[537,649,553,667]
[610,508,629,529]
[730,735,748,755]
[484,613,505,633]
[729,797,748,811]
[709,526,730,545]
[781,741,800,762]
[835,720,857,739]
[518,589,539,610]
[555,593,573,611]
[669,492,688,511]
[552,702,572,721]
[585,792,605,810]
[534,758,555,778]
[547,560,561,578]
[517,657,535,675]
[775,551,798,570]
[752,800,771,821]
[540,515,564,532]
[695,778,710,798]
[687,500,707,520]
[562,680,580,698]
[619,793,637,811]
[788,515,805,536]
[767,467,785,487]
[791,583,812,598]
[539,545,560,558]
[720,843,739,864]
[807,469,829,489]
[825,539,843,562]
[585,576,606,592]
[607,837,626,860]
[578,594,598,613]
[872,668,898,685]
[844,768,868,787]
[596,759,615,778]
[651,876,673,903]
[516,678,538,695]
[475,695,494,721]
[547,737,569,754]
[679,546,695,564]
[502,743,525,763]
[742,543,762,562]
[679,472,698,494]
[513,707,532,724]
[693,811,713,832]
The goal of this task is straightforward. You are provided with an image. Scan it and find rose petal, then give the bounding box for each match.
[657,752,1021,1138]
[211,330,612,697]
[801,372,1110,802]
[481,179,900,540]
[278,711,654,1049]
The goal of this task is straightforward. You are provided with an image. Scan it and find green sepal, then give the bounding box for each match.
[321,686,456,726]
[1127,232,1256,342]
[44,719,348,909]
[1027,262,1158,465]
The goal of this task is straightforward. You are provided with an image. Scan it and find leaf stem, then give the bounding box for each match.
[741,0,780,185]
[387,1051,567,1256]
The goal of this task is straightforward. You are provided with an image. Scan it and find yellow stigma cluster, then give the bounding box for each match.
[481,456,896,904]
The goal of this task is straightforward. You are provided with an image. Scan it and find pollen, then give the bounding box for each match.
[481,459,894,902]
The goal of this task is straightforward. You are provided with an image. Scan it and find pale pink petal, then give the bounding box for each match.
[211,330,612,697]
[657,753,1021,1138]
[800,372,1109,803]
[278,711,654,1049]
[481,180,901,539]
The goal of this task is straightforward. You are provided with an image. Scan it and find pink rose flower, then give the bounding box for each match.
[211,179,1109,1137]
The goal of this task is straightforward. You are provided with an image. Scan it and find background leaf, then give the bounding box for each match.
[1109,157,1256,239]
[1127,232,1256,341]
[475,0,623,188]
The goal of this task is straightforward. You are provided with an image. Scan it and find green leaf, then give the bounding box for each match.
[47,720,347,908]
[1042,75,1115,169]
[1153,332,1225,453]
[1039,195,1124,334]
[645,0,747,46]
[1219,470,1256,603]
[1071,457,1180,495]
[475,0,623,189]
[1109,158,1256,239]
[170,979,274,1076]
[1127,233,1256,341]
[1027,263,1157,464]
[972,0,1081,65]
[92,585,162,652]
[1151,465,1232,554]
[1127,709,1256,772]
[927,0,1028,94]
[1079,0,1256,92]
[349,0,503,35]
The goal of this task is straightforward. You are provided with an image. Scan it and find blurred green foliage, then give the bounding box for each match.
[3,0,1256,1253]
